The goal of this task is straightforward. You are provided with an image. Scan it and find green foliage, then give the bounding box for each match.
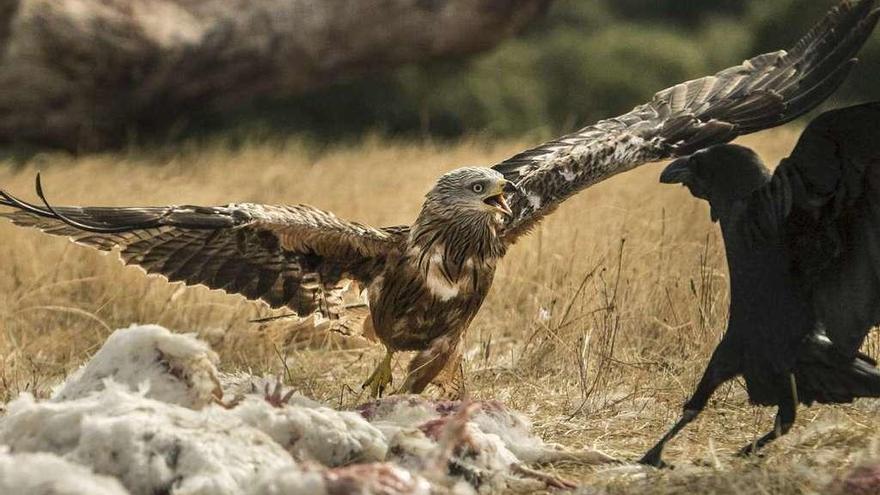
[197,0,880,143]
[537,25,710,130]
[607,0,746,26]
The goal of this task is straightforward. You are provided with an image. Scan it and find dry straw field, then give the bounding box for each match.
[2,129,880,494]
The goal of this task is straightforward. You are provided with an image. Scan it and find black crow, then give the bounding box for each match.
[641,102,880,467]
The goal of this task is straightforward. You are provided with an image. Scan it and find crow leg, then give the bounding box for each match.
[640,353,735,467]
[638,409,700,468]
[738,374,798,456]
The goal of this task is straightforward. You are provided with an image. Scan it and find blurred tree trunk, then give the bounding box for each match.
[0,0,551,151]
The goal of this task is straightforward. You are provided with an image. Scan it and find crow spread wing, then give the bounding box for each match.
[744,102,880,357]
[495,0,880,243]
[0,189,407,318]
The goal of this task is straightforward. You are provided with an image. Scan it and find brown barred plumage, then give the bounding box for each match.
[1,203,402,318]
[2,0,877,397]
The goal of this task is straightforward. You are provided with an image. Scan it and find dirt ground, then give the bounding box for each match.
[2,129,879,494]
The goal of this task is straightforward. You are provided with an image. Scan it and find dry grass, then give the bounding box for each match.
[2,130,880,494]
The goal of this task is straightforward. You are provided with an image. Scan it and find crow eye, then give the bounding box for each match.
[472,183,484,194]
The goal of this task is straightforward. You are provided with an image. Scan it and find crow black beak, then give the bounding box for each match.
[660,157,693,185]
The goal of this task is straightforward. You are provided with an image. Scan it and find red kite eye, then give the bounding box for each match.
[472,183,484,194]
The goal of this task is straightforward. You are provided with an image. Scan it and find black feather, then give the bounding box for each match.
[642,102,880,467]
